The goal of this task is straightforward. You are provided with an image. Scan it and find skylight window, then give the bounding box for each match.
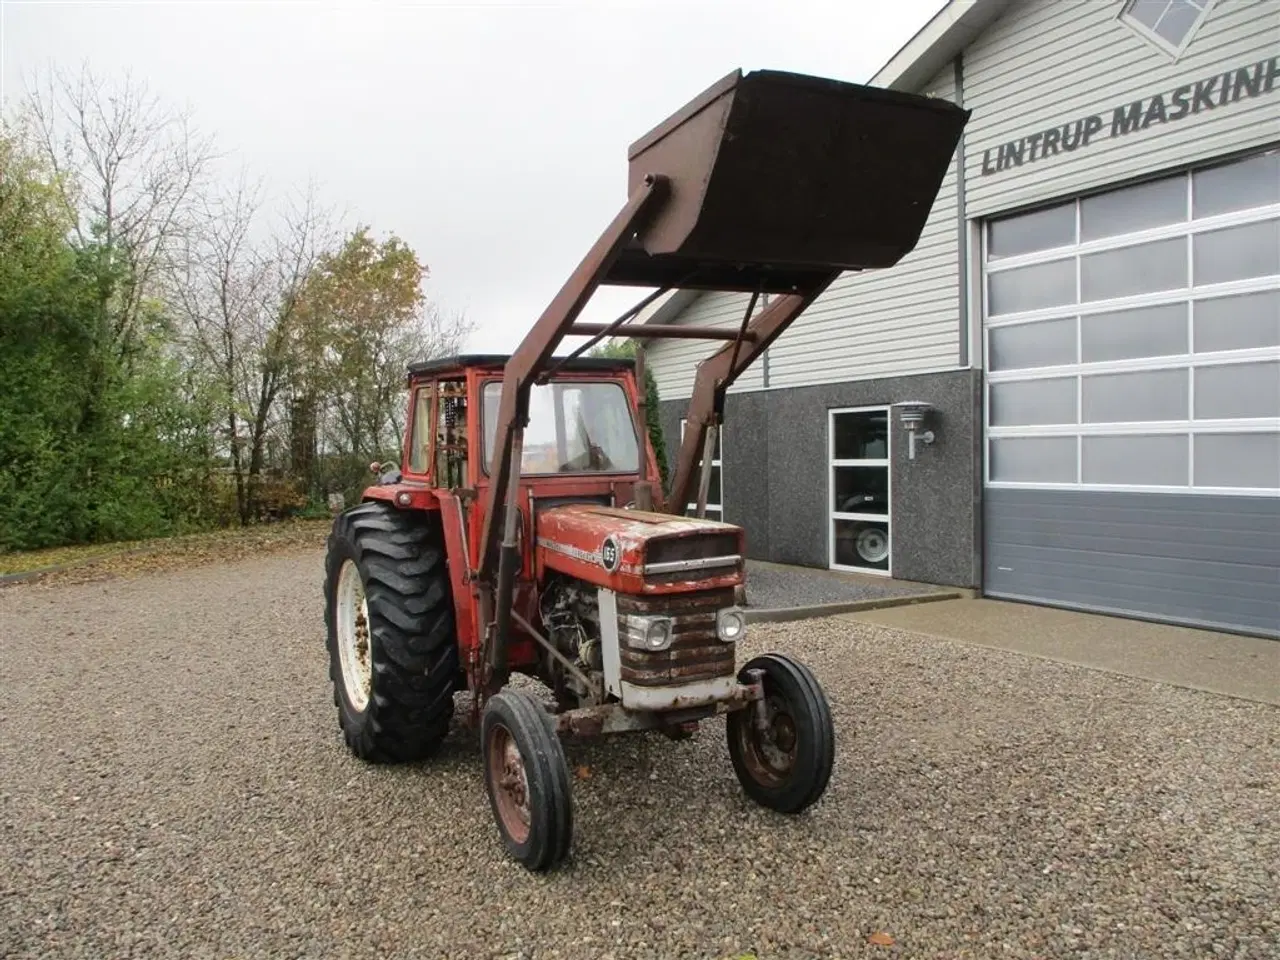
[1119,0,1216,56]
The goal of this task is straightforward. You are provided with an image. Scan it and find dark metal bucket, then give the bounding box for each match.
[607,69,970,292]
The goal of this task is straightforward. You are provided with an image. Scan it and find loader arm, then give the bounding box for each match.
[477,175,668,583]
[475,175,669,688]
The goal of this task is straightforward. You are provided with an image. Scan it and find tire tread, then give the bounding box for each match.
[727,652,835,814]
[323,500,458,764]
[482,689,573,872]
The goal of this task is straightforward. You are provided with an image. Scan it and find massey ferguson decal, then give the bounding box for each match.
[535,538,601,566]
[980,56,1279,177]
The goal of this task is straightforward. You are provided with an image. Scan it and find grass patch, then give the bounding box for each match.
[0,541,146,575]
[0,519,333,584]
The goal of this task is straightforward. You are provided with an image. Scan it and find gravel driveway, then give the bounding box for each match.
[1,549,1276,959]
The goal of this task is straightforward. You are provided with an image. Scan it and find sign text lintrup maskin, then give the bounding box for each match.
[980,55,1280,176]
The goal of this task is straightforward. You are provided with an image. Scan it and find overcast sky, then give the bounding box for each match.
[2,0,946,353]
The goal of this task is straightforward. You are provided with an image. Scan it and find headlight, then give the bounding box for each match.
[620,614,674,651]
[644,618,673,651]
[716,607,746,643]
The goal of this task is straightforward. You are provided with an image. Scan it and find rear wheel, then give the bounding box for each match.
[728,653,835,813]
[481,689,573,872]
[323,500,458,763]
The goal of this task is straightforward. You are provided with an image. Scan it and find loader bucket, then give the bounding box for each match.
[606,69,970,292]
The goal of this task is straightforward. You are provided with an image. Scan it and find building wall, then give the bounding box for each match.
[643,291,767,401]
[646,0,1279,613]
[962,0,1280,219]
[967,0,1280,635]
[645,0,1279,401]
[644,61,966,400]
[659,368,982,588]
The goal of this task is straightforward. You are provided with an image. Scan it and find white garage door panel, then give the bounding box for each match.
[982,147,1280,635]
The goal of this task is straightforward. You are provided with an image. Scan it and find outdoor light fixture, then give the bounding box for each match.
[894,401,936,461]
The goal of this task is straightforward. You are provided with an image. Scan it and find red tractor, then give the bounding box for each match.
[323,69,968,870]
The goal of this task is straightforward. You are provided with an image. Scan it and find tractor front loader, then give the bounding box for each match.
[323,69,969,870]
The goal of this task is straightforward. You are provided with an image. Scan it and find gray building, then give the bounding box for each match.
[640,0,1280,638]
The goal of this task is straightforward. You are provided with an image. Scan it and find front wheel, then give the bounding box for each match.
[481,689,574,872]
[727,653,835,814]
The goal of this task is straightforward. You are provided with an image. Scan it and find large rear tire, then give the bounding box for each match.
[323,500,458,763]
[727,653,835,814]
[481,689,574,872]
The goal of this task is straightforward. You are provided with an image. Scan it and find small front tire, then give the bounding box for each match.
[727,653,835,814]
[481,689,574,872]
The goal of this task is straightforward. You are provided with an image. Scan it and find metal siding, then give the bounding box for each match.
[645,64,964,400]
[964,0,1280,217]
[642,291,767,401]
[768,63,961,389]
[984,487,1280,637]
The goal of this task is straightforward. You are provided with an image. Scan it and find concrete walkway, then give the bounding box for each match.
[840,597,1280,706]
[742,559,959,623]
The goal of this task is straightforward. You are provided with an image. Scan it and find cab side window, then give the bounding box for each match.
[407,386,433,475]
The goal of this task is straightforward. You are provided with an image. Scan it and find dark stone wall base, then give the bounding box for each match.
[658,369,982,588]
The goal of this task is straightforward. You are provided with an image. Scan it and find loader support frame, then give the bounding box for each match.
[467,66,968,700]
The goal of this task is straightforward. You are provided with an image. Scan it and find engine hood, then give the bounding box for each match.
[536,503,744,595]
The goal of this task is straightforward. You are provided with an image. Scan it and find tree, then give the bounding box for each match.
[167,171,266,523]
[296,227,471,498]
[2,63,470,545]
[22,64,218,368]
[0,125,216,549]
[167,176,339,523]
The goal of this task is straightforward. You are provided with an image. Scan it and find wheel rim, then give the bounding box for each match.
[735,695,798,788]
[335,559,372,712]
[486,723,531,844]
[855,528,889,563]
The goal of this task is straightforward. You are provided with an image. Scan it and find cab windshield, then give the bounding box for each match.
[482,380,640,475]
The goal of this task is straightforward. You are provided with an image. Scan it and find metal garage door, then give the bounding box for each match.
[981,147,1280,638]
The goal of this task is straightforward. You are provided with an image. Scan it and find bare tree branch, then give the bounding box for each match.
[20,62,220,362]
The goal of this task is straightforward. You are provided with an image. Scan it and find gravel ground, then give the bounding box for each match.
[743,561,945,609]
[1,550,1276,960]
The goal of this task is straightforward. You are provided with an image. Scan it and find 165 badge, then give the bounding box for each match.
[600,535,620,572]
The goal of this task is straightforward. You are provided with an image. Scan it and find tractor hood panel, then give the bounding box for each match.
[535,504,745,594]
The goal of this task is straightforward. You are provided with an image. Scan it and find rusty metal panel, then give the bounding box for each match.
[618,69,970,288]
[536,504,745,595]
[616,588,736,687]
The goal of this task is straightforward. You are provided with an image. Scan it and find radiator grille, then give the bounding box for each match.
[616,588,735,687]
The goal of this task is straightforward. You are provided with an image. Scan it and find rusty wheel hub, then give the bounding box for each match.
[488,726,531,843]
[741,696,798,785]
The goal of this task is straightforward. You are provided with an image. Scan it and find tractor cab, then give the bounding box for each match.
[381,352,747,722]
[398,354,661,515]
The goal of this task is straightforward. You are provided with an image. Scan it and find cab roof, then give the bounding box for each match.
[408,353,636,376]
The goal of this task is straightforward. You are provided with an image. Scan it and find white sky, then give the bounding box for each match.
[1,0,946,353]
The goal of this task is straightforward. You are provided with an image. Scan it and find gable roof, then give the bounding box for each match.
[871,0,1015,91]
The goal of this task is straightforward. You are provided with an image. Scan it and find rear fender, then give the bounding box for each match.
[361,482,439,511]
